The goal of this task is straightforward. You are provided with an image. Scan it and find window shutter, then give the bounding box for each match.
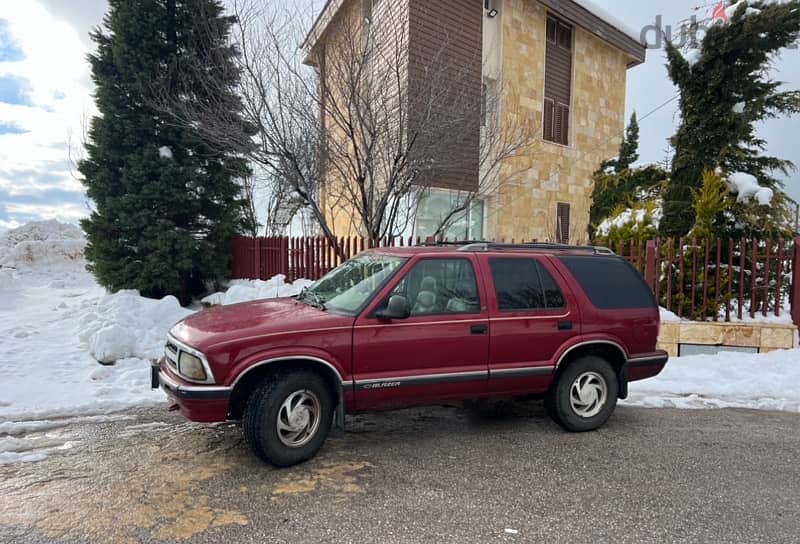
[557,23,572,50]
[543,15,572,146]
[546,17,557,43]
[558,103,569,145]
[556,202,570,244]
[543,99,554,141]
[553,104,563,145]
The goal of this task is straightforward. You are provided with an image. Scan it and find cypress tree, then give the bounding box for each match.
[79,0,253,304]
[660,0,800,238]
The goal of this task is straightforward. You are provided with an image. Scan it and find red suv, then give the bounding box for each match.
[153,243,668,466]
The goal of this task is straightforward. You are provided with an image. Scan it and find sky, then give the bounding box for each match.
[0,0,798,230]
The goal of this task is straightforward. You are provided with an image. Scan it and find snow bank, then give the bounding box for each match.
[78,290,193,364]
[0,220,86,268]
[626,349,800,412]
[202,275,314,306]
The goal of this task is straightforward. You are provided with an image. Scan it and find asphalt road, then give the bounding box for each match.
[1,402,799,544]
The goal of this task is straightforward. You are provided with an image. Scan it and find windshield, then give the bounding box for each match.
[302,253,407,315]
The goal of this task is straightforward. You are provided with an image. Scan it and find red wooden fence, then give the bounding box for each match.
[230,235,800,326]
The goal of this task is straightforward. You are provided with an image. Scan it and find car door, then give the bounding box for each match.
[352,256,490,410]
[480,255,580,395]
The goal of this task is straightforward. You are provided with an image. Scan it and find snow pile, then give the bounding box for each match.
[0,220,86,268]
[78,290,193,364]
[0,267,166,434]
[626,349,800,412]
[727,172,774,205]
[202,275,314,306]
[0,267,15,289]
[683,47,702,66]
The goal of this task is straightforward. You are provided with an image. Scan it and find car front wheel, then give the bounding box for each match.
[243,370,333,466]
[546,355,618,432]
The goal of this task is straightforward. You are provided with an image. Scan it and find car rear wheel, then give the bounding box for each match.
[546,355,618,432]
[243,370,333,467]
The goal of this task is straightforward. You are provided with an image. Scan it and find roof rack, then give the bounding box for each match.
[456,242,615,255]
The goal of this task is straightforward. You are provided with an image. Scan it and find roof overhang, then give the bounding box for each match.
[301,0,647,69]
[300,0,343,66]
[538,0,646,67]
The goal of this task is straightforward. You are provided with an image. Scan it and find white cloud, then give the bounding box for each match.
[5,202,89,222]
[0,1,96,223]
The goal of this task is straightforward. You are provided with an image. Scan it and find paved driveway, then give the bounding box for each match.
[1,403,798,543]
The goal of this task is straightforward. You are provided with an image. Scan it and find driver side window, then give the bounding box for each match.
[385,258,480,316]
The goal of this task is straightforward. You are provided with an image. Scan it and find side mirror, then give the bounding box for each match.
[375,295,411,320]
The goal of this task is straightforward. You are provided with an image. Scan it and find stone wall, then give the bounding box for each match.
[658,321,799,358]
[487,0,633,243]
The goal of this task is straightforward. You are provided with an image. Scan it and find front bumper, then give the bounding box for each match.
[151,360,231,422]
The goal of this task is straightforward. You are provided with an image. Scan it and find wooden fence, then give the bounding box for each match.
[230,235,800,326]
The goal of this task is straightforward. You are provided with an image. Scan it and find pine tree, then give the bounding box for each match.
[79,0,253,304]
[660,0,800,238]
[598,112,639,174]
[615,112,640,172]
[588,112,663,239]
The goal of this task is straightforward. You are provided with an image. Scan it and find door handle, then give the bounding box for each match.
[470,324,489,335]
[558,320,573,331]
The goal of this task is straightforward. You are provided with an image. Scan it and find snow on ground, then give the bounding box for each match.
[201,275,313,306]
[0,222,182,463]
[79,290,192,363]
[659,307,681,322]
[626,349,800,412]
[0,221,315,464]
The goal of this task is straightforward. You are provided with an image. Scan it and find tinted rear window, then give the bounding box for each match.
[489,258,565,311]
[558,256,655,309]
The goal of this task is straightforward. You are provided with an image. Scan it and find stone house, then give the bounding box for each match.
[302,0,645,243]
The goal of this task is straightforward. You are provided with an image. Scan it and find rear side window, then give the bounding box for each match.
[558,256,655,309]
[489,258,565,311]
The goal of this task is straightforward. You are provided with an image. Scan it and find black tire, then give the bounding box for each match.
[243,369,334,467]
[546,355,618,432]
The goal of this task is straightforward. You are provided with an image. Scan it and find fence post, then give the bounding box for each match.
[792,237,800,328]
[645,239,657,294]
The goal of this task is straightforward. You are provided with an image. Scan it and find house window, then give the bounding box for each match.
[416,190,484,241]
[556,202,570,244]
[543,15,572,146]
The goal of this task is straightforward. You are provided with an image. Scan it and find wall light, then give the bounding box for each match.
[487,8,499,18]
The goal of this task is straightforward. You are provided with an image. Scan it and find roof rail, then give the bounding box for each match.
[419,240,491,247]
[457,242,615,255]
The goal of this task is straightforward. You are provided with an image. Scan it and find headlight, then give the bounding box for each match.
[178,352,207,381]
